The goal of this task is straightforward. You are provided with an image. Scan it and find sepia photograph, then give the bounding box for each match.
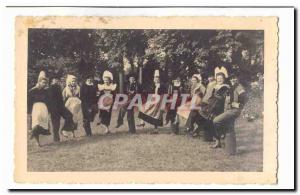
[14,16,278,184]
[26,28,264,172]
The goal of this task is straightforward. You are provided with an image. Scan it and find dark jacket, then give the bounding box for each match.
[80,83,98,120]
[225,83,247,111]
[27,86,50,114]
[80,83,98,106]
[149,83,166,95]
[47,84,65,115]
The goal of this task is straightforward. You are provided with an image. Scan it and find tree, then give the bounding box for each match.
[28,29,264,90]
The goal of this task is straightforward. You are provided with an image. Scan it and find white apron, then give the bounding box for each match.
[65,97,83,124]
[31,102,49,130]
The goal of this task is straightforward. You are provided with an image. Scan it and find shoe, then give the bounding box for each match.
[136,123,145,128]
[104,126,110,134]
[60,130,69,138]
[150,129,159,134]
[211,139,221,148]
[115,123,123,128]
[192,132,198,138]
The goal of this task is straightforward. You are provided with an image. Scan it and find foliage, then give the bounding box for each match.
[28,29,264,89]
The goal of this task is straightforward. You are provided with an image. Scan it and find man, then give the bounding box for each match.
[212,73,247,153]
[80,74,98,137]
[115,74,141,134]
[48,75,74,142]
[166,77,182,134]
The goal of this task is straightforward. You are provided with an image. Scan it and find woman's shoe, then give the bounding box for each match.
[104,126,110,134]
[211,139,221,148]
[136,123,145,128]
[115,123,123,128]
[60,130,69,138]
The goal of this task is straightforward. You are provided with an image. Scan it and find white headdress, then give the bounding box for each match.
[214,66,228,78]
[66,74,76,86]
[192,74,202,82]
[102,70,113,81]
[37,71,48,83]
[154,69,160,78]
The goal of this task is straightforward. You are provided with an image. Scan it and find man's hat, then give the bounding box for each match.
[84,73,94,80]
[126,73,137,80]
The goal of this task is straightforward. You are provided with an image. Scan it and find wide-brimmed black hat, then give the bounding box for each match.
[126,73,137,80]
[84,73,94,80]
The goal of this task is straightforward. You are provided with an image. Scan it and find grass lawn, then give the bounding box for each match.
[27,110,263,172]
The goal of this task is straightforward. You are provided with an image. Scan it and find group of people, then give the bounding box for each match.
[28,65,246,155]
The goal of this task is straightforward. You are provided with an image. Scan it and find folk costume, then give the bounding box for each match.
[186,73,229,139]
[98,70,117,133]
[61,75,82,137]
[80,76,98,136]
[48,78,74,142]
[177,74,205,121]
[165,78,183,134]
[214,66,228,79]
[27,71,51,146]
[116,75,141,133]
[138,70,166,132]
[213,75,246,153]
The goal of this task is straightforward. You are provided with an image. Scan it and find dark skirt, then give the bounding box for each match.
[138,111,163,127]
[31,125,51,138]
[99,108,112,127]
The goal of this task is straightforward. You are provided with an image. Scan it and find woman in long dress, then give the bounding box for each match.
[184,72,230,142]
[97,70,117,134]
[27,71,51,147]
[138,70,166,134]
[61,75,82,138]
[176,74,206,131]
[199,72,230,147]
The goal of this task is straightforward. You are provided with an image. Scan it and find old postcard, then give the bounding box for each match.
[14,16,278,184]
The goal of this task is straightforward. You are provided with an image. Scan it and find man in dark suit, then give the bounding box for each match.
[212,73,247,152]
[48,76,74,142]
[80,74,98,137]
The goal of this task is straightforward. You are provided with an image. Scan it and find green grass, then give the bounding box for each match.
[27,110,263,172]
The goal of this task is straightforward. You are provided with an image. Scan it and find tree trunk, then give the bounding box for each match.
[138,66,143,85]
[119,71,124,94]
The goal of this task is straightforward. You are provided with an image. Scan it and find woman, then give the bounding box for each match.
[176,74,205,127]
[214,65,228,79]
[199,72,230,147]
[138,70,165,134]
[98,70,117,134]
[61,74,82,138]
[28,71,51,147]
